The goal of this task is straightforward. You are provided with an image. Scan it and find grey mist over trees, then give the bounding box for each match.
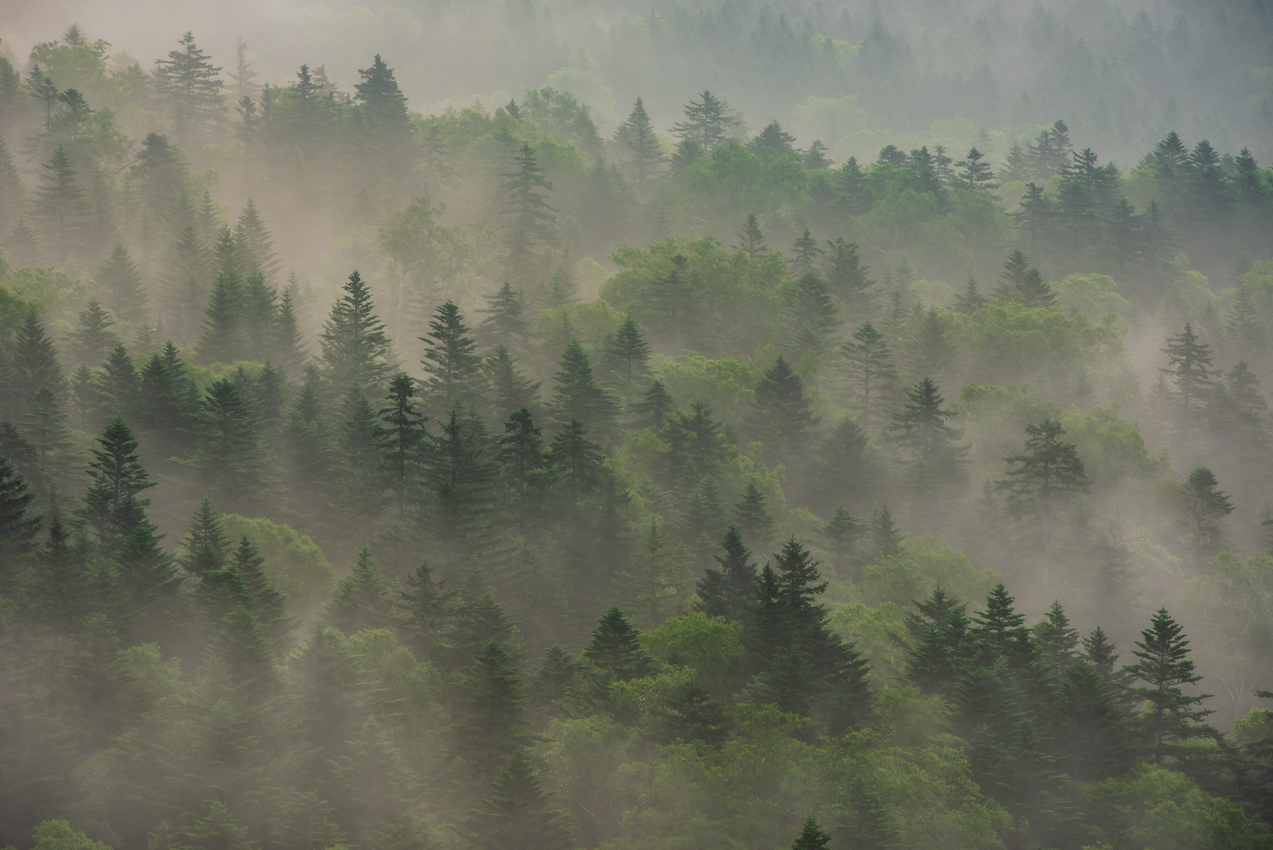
[3,4,1273,850]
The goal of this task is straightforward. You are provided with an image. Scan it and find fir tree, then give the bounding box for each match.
[483,345,539,421]
[188,379,270,509]
[664,403,734,478]
[788,271,838,354]
[501,144,556,284]
[868,503,904,559]
[425,408,500,560]
[0,454,41,581]
[747,120,798,156]
[459,749,573,850]
[274,286,307,379]
[397,560,458,660]
[809,416,873,513]
[477,282,529,347]
[672,90,738,151]
[378,373,427,514]
[23,385,77,495]
[632,380,674,436]
[824,238,874,314]
[747,355,818,455]
[550,340,621,436]
[7,308,64,416]
[153,31,225,147]
[420,300,484,411]
[841,322,897,430]
[161,226,211,342]
[733,482,776,548]
[197,271,246,364]
[956,147,996,191]
[803,140,832,170]
[605,316,651,391]
[69,299,120,367]
[1017,268,1056,308]
[695,525,758,622]
[235,199,281,282]
[1033,601,1080,680]
[1128,608,1215,761]
[954,275,988,314]
[452,639,529,775]
[582,606,651,683]
[618,515,690,627]
[78,417,154,550]
[1225,286,1266,365]
[790,815,831,850]
[619,96,664,195]
[179,496,230,578]
[890,377,966,501]
[789,229,823,276]
[736,213,767,259]
[94,244,147,325]
[319,271,394,397]
[1181,467,1234,568]
[32,145,86,265]
[337,381,386,512]
[1160,323,1219,439]
[0,136,23,239]
[325,546,392,634]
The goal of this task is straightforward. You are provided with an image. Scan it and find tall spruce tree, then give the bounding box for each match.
[550,340,621,436]
[153,31,225,147]
[890,377,966,503]
[1127,608,1215,761]
[319,271,394,397]
[619,96,664,195]
[1181,467,1234,568]
[188,379,270,509]
[694,525,758,622]
[841,322,897,430]
[672,90,738,151]
[420,300,484,411]
[1160,324,1219,439]
[94,244,147,325]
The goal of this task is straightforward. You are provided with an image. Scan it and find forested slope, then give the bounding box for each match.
[2,18,1273,850]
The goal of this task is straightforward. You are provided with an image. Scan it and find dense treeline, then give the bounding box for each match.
[3,19,1273,850]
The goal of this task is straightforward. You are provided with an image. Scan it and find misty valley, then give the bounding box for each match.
[2,2,1273,849]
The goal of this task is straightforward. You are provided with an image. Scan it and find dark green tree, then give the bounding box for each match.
[694,525,757,622]
[841,322,897,430]
[824,238,874,314]
[550,340,621,436]
[319,271,394,397]
[632,380,674,436]
[483,344,539,422]
[1033,601,1080,680]
[69,299,120,367]
[188,379,270,509]
[197,270,246,364]
[1181,467,1234,568]
[235,199,281,282]
[890,378,966,502]
[32,145,86,265]
[420,300,483,411]
[789,229,823,276]
[501,144,556,285]
[671,90,738,151]
[1159,324,1219,439]
[452,639,529,775]
[6,308,64,416]
[378,374,427,514]
[736,213,767,259]
[94,245,148,325]
[1127,608,1214,761]
[325,546,393,635]
[619,97,664,195]
[733,482,776,549]
[747,355,818,456]
[0,455,41,583]
[788,271,839,354]
[179,496,229,578]
[605,316,651,391]
[582,606,651,684]
[458,749,573,850]
[78,417,154,549]
[477,282,529,348]
[153,31,225,147]
[790,815,831,850]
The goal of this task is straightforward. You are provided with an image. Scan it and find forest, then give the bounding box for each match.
[2,1,1273,848]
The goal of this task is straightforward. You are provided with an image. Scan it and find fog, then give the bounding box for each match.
[2,0,1273,848]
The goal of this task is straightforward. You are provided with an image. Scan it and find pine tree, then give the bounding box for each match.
[0,136,24,240]
[682,473,726,545]
[695,525,758,622]
[325,546,392,634]
[1181,467,1234,568]
[153,32,225,147]
[459,749,573,850]
[747,121,798,156]
[736,213,767,259]
[1160,323,1219,439]
[420,300,484,411]
[868,504,903,559]
[535,645,578,706]
[954,275,988,314]
[1127,608,1214,761]
[733,482,776,548]
[501,144,556,285]
[69,299,120,367]
[583,606,651,683]
[1017,268,1056,308]
[354,54,412,164]
[378,373,427,514]
[1225,286,1266,365]
[396,560,458,660]
[790,815,831,850]
[788,271,838,354]
[789,229,823,276]
[338,381,386,512]
[228,38,260,101]
[197,270,246,364]
[188,379,270,509]
[605,316,651,391]
[672,90,738,151]
[94,244,147,325]
[809,417,873,514]
[821,504,863,566]
[618,515,690,626]
[620,96,664,195]
[319,271,394,397]
[551,340,621,436]
[841,322,897,430]
[664,402,734,478]
[956,147,996,191]
[425,408,499,561]
[23,385,77,495]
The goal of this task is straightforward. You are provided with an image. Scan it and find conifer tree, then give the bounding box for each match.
[354,54,412,165]
[23,385,77,495]
[789,229,823,276]
[197,270,246,364]
[161,226,210,342]
[497,408,546,523]
[954,275,988,314]
[583,606,651,683]
[632,380,674,436]
[179,496,230,578]
[695,525,758,622]
[809,417,873,513]
[618,515,690,627]
[378,373,427,514]
[1033,601,1080,680]
[1181,467,1234,568]
[841,322,896,430]
[325,546,393,635]
[477,282,529,347]
[747,355,817,454]
[1225,286,1266,365]
[188,379,269,509]
[1159,323,1219,440]
[672,90,738,151]
[1017,268,1056,308]
[736,213,767,259]
[790,815,831,850]
[452,639,529,774]
[338,381,385,512]
[0,136,23,239]
[78,417,154,550]
[483,345,539,421]
[274,287,307,379]
[459,749,573,850]
[605,316,651,391]
[420,300,483,411]
[664,403,734,478]
[996,420,1088,583]
[890,377,966,500]
[0,455,41,580]
[94,244,148,325]
[1128,608,1214,761]
[733,482,776,548]
[319,271,394,397]
[501,144,555,284]
[620,97,664,195]
[235,199,281,282]
[32,145,87,265]
[242,269,277,361]
[153,32,225,147]
[425,408,500,561]
[94,344,141,424]
[868,503,904,559]
[788,271,838,353]
[397,560,458,660]
[824,238,875,315]
[956,147,996,191]
[70,299,120,367]
[7,308,65,417]
[551,340,621,436]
